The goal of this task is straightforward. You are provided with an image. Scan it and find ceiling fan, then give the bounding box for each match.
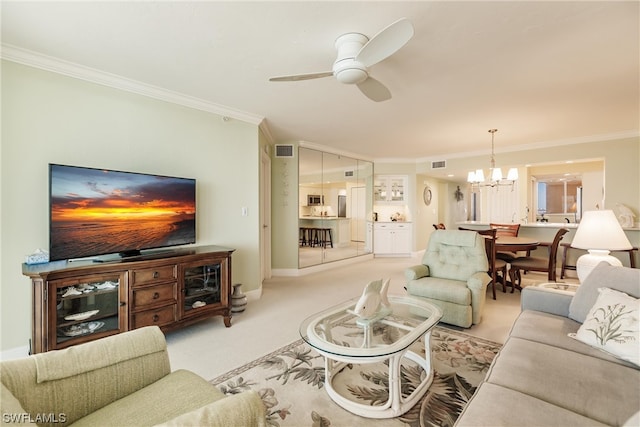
[269,18,414,102]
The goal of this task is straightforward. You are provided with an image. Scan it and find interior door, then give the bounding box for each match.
[260,150,271,282]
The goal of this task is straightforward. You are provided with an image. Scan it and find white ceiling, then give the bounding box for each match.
[2,1,638,163]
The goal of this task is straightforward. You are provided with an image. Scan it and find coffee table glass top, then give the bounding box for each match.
[299,295,442,358]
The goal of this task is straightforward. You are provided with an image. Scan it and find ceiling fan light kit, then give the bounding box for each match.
[269,18,414,102]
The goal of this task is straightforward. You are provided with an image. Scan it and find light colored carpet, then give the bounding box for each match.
[211,326,501,427]
[166,256,577,381]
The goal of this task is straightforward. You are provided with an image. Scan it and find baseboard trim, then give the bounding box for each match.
[0,345,30,361]
[272,254,375,277]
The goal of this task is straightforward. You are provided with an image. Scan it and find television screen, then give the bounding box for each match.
[49,164,196,261]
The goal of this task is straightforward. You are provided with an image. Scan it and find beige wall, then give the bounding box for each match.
[1,61,263,353]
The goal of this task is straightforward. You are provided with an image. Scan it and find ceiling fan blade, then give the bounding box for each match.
[356,18,414,68]
[357,77,391,102]
[269,71,333,82]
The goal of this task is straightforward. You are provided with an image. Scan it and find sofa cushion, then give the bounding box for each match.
[34,326,167,383]
[569,287,639,367]
[569,263,640,323]
[155,390,266,427]
[485,337,640,426]
[455,382,608,427]
[510,310,638,368]
[71,370,225,427]
[1,383,37,426]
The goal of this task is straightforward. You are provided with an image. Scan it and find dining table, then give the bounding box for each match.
[494,235,540,253]
[494,236,540,291]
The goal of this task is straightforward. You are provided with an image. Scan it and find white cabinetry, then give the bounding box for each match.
[374,175,407,204]
[373,222,412,256]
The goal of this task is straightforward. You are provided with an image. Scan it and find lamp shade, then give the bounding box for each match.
[491,168,503,181]
[572,210,632,251]
[467,171,476,183]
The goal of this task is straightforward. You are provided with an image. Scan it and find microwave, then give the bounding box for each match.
[307,194,324,206]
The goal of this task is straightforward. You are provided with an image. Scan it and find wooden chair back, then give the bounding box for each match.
[546,228,570,281]
[490,223,520,237]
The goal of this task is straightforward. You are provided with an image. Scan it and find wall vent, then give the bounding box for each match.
[274,144,294,158]
[344,170,354,177]
[431,160,447,169]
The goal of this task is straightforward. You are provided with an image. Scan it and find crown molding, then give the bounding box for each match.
[1,44,266,127]
[376,130,640,165]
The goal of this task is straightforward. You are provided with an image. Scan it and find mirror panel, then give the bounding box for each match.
[298,147,373,268]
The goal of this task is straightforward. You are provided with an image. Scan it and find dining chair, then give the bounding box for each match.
[459,227,507,300]
[508,228,569,291]
[490,223,522,261]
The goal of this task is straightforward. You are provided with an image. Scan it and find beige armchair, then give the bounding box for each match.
[405,230,491,328]
[0,326,266,427]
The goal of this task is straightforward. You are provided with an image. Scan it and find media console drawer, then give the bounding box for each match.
[131,265,177,285]
[131,304,176,329]
[131,282,176,309]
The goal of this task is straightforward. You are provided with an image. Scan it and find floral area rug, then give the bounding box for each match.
[211,326,501,427]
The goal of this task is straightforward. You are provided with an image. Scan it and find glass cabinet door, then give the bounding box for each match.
[388,177,405,202]
[52,272,125,348]
[182,262,222,316]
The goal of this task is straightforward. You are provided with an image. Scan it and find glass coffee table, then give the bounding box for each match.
[299,295,442,418]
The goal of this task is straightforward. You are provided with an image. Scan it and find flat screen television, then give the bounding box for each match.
[49,164,196,261]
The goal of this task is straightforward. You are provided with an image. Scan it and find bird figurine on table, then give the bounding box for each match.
[354,278,392,321]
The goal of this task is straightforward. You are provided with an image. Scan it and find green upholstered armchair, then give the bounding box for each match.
[405,230,491,328]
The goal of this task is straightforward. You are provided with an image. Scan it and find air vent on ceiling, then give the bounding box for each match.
[344,170,354,177]
[431,160,447,169]
[274,144,294,158]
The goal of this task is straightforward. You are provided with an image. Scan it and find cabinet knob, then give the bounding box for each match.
[153,292,160,299]
[119,302,126,307]
[153,271,159,279]
[153,314,159,322]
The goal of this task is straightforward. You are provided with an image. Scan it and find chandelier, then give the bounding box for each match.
[467,129,518,191]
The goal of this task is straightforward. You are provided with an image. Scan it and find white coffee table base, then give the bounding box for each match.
[318,330,434,419]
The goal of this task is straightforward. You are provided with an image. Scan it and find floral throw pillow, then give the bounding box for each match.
[569,287,639,367]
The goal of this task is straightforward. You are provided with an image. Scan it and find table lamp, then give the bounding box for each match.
[571,210,632,282]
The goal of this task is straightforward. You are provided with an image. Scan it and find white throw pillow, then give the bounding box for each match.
[569,287,639,367]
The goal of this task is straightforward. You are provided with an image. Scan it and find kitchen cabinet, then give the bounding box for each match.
[373,222,412,256]
[23,245,233,354]
[374,175,408,204]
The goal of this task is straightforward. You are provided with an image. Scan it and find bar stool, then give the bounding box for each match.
[561,243,638,279]
[320,228,333,248]
[299,227,310,246]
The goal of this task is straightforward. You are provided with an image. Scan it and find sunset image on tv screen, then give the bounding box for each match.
[50,164,195,261]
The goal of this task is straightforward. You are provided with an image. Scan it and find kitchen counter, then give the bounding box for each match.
[457,221,639,231]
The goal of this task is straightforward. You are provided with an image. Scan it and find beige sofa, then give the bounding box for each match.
[0,326,266,427]
[455,263,640,426]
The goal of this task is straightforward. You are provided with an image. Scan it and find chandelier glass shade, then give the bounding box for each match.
[467,129,518,190]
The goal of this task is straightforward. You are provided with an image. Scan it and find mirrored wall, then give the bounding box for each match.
[298,147,373,268]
